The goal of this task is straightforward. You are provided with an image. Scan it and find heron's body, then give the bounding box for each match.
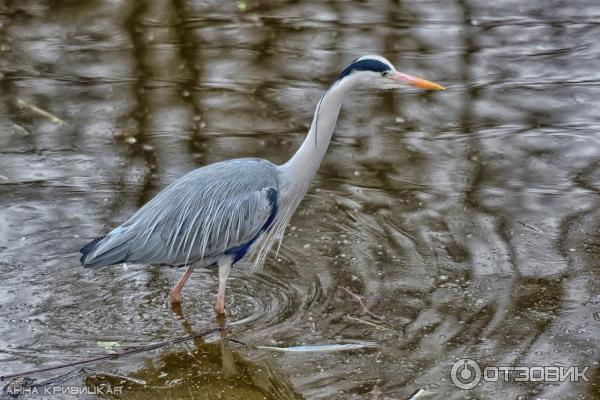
[80,55,443,314]
[81,159,279,269]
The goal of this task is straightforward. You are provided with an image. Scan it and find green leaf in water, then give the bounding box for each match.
[237,1,247,12]
[97,341,121,351]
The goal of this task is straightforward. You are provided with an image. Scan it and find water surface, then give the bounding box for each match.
[1,0,600,398]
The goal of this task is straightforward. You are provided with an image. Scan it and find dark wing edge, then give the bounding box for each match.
[80,236,105,266]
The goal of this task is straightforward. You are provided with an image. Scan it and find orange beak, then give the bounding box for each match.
[392,72,445,90]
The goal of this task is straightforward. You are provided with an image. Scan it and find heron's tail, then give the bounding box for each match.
[80,228,130,268]
[80,236,105,266]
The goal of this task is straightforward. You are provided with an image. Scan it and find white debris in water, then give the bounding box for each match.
[257,341,379,353]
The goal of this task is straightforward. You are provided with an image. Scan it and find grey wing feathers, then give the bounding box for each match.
[81,159,279,268]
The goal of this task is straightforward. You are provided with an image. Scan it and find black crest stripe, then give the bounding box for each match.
[335,59,390,81]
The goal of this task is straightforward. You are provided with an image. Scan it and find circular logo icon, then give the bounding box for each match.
[451,358,482,390]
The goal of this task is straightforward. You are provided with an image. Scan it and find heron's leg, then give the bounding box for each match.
[215,258,232,315]
[169,266,193,303]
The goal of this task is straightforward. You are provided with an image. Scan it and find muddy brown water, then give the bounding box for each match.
[1,0,600,399]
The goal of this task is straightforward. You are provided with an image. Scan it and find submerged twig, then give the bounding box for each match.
[16,98,67,126]
[339,286,392,325]
[345,315,400,336]
[0,327,227,381]
[85,368,146,385]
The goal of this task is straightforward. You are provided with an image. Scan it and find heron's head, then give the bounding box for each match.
[334,55,444,91]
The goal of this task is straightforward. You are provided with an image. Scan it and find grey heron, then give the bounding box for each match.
[80,55,444,315]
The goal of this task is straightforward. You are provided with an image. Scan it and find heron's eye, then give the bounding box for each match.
[381,71,391,78]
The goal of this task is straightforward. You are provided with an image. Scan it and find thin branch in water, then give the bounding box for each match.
[85,368,146,386]
[345,315,400,336]
[16,98,67,126]
[339,286,392,325]
[0,327,227,381]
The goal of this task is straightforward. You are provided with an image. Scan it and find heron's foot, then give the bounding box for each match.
[215,313,228,331]
[215,307,228,316]
[170,301,184,318]
[215,303,228,316]
[169,289,183,304]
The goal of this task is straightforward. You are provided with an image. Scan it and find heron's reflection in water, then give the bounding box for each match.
[90,305,302,400]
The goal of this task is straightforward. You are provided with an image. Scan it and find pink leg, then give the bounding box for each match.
[215,258,232,315]
[170,266,193,303]
[216,284,226,315]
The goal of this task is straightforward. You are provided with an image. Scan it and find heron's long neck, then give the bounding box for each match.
[280,81,351,192]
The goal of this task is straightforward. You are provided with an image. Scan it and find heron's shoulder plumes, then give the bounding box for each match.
[80,158,280,270]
